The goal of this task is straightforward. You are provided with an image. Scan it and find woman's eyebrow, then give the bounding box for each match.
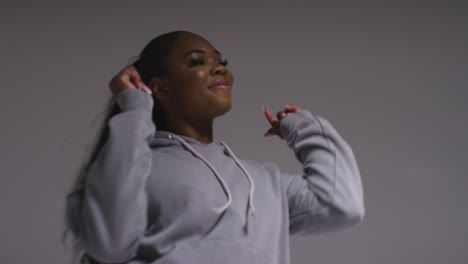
[184,49,221,57]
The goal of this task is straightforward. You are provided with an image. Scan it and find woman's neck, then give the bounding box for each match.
[159,118,214,144]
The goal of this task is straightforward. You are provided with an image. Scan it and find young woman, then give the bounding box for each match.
[64,30,365,264]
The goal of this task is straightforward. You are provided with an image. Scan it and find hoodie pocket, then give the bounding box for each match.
[154,239,276,264]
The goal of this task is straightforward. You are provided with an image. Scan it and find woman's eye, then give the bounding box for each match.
[219,59,228,66]
[189,58,228,67]
[189,58,205,66]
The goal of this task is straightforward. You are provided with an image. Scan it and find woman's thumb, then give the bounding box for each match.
[139,83,152,95]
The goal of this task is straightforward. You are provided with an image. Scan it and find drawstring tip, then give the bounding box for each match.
[212,202,231,214]
[212,207,224,214]
[247,205,256,217]
[249,202,256,215]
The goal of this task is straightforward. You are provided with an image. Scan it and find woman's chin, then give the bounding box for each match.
[212,100,232,117]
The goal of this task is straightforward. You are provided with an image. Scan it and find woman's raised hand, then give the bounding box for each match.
[109,65,152,96]
[263,105,301,137]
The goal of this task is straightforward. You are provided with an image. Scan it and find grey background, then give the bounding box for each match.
[1,1,467,263]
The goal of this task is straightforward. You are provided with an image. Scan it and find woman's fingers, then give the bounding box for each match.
[284,104,301,114]
[109,66,137,95]
[128,66,145,88]
[263,104,301,138]
[262,106,277,126]
[276,110,286,120]
[263,106,281,137]
[109,65,151,96]
[139,85,152,94]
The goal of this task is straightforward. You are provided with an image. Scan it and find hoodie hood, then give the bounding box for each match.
[149,131,256,229]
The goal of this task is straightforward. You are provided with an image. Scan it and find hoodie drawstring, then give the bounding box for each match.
[220,141,256,216]
[168,134,255,229]
[169,134,232,214]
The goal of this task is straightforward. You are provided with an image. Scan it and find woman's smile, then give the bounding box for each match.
[208,79,231,92]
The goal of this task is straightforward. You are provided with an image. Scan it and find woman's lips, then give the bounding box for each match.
[210,84,230,91]
[208,80,230,91]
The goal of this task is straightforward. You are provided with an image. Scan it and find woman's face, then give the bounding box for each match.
[158,33,234,122]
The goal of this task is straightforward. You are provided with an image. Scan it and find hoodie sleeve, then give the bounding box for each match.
[278,110,365,235]
[66,88,155,263]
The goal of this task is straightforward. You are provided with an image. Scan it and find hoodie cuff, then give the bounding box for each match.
[115,88,154,112]
[279,110,320,140]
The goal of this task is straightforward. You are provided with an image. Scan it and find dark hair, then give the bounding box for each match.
[63,30,190,264]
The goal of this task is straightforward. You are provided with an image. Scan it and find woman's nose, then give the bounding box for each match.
[211,63,227,75]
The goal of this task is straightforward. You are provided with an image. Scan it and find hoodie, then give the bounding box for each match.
[65,88,365,264]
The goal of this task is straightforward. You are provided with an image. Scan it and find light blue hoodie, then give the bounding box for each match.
[66,88,365,264]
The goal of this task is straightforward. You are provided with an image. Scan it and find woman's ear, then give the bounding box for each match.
[149,77,170,101]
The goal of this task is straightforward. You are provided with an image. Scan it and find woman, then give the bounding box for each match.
[64,30,365,264]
